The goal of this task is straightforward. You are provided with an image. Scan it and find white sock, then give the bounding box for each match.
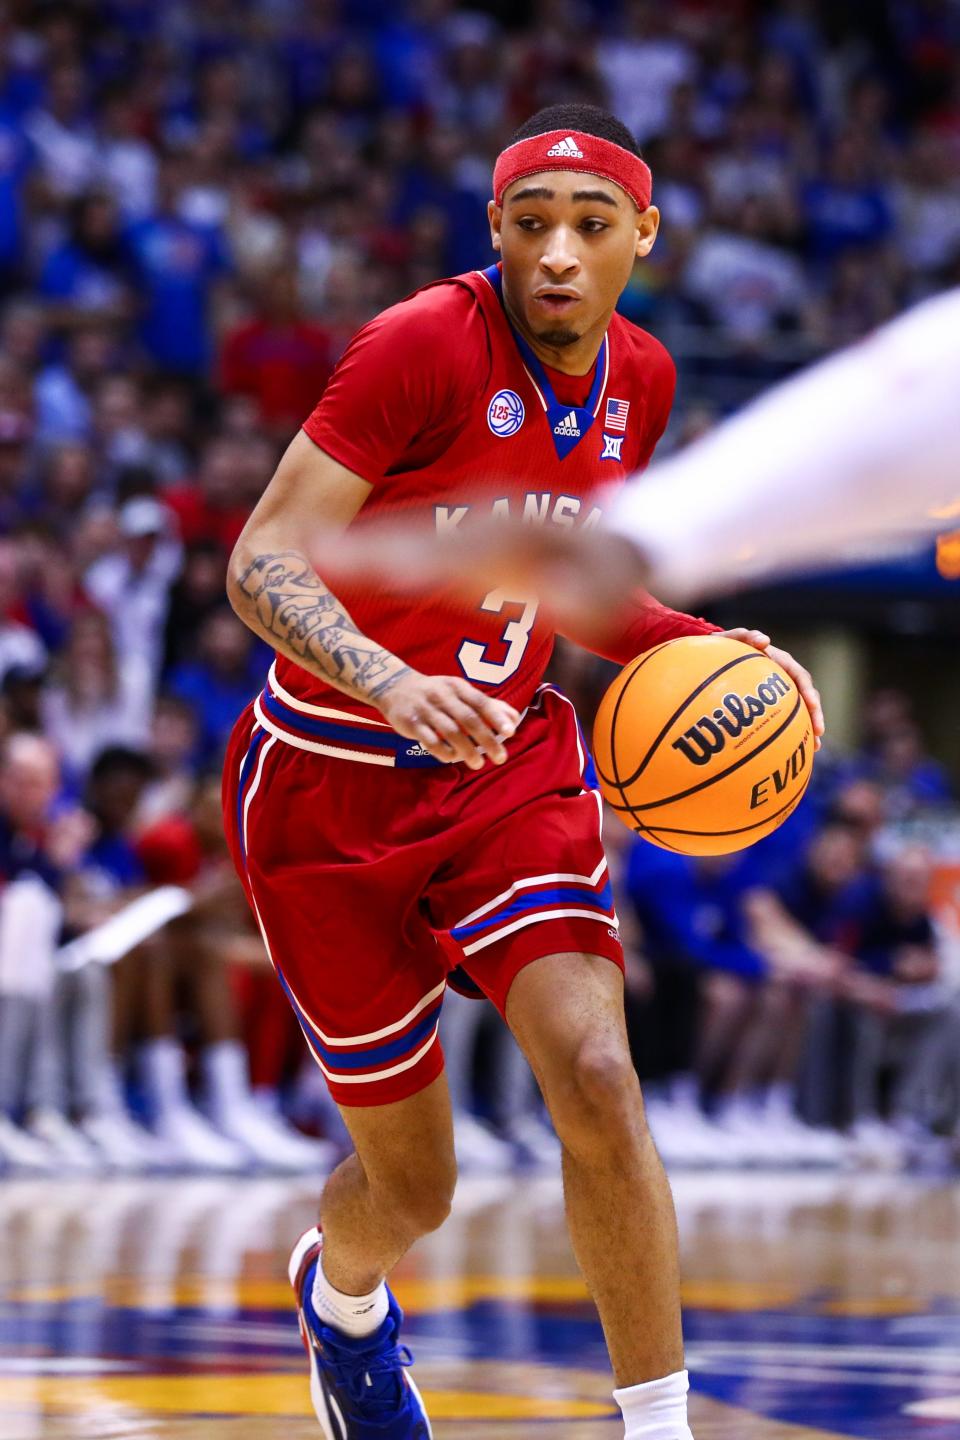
[311,1251,389,1339]
[614,1369,693,1440]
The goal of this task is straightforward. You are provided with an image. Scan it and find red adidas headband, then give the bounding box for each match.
[493,129,653,211]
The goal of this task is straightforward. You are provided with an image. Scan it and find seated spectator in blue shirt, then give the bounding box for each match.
[773,821,876,950]
[39,192,134,334]
[125,154,230,377]
[82,745,154,892]
[802,133,894,264]
[625,842,768,982]
[856,847,939,986]
[168,607,265,764]
[868,723,953,819]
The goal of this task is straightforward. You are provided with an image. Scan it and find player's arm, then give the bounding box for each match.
[611,287,960,599]
[314,288,960,619]
[226,433,519,770]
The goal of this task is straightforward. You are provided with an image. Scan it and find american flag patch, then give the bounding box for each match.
[605,397,630,433]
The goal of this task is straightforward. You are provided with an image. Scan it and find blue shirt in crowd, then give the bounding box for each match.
[125,215,230,374]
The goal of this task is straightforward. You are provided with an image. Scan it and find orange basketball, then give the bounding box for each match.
[593,635,814,856]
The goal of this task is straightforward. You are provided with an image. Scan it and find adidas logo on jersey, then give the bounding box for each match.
[405,742,432,757]
[553,410,581,437]
[546,135,585,159]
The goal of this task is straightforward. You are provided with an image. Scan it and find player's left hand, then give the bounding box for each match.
[721,627,824,751]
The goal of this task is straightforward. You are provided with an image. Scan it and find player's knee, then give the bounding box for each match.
[375,1155,457,1237]
[549,1037,641,1153]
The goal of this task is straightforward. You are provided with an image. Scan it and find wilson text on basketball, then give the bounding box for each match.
[671,672,792,767]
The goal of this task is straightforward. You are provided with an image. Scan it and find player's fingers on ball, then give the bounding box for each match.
[723,626,769,648]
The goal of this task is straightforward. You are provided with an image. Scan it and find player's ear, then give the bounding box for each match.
[635,205,660,259]
[488,200,503,252]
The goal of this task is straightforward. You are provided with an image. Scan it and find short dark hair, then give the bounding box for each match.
[507,105,642,159]
[89,745,154,786]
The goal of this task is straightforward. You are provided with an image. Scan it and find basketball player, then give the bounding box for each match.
[316,287,960,629]
[224,104,821,1440]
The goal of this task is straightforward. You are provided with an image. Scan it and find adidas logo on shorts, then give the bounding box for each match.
[553,410,581,437]
[546,135,584,158]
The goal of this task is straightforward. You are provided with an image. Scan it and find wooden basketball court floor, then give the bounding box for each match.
[1,1169,958,1439]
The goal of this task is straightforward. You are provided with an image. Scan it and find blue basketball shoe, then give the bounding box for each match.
[289,1227,432,1438]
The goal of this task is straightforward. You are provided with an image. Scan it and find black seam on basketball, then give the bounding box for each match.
[612,650,766,789]
[599,640,675,788]
[599,641,676,822]
[634,785,808,839]
[624,694,805,812]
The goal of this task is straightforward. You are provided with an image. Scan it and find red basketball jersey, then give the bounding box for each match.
[286,265,694,719]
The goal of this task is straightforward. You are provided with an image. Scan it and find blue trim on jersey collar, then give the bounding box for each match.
[482,263,607,462]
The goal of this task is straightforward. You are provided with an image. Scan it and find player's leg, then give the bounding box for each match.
[427,685,691,1430]
[505,950,684,1388]
[319,1072,457,1296]
[287,1070,453,1438]
[223,706,449,1435]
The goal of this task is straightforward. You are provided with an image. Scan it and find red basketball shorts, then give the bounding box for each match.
[222,672,623,1107]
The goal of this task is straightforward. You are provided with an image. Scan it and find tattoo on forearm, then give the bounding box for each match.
[236,550,409,702]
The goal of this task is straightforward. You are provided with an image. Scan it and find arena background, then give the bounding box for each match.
[0,2,959,1438]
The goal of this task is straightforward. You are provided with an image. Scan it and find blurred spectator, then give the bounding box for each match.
[95,82,159,223]
[125,152,231,375]
[431,13,505,138]
[168,606,263,761]
[2,660,44,733]
[682,196,809,345]
[24,61,99,203]
[164,434,253,552]
[84,495,182,690]
[34,324,120,444]
[893,131,960,280]
[0,732,100,1172]
[0,297,46,372]
[596,1,697,145]
[82,744,153,893]
[867,724,953,818]
[136,693,201,828]
[39,191,134,333]
[42,610,153,788]
[140,377,196,488]
[0,536,46,683]
[33,441,100,538]
[163,540,228,671]
[802,132,895,266]
[844,848,951,1158]
[135,770,331,1169]
[219,264,333,433]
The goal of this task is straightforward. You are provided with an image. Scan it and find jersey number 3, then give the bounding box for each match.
[457,589,538,685]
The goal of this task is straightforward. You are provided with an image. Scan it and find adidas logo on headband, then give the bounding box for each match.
[546,135,584,159]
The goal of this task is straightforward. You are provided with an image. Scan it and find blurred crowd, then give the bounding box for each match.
[0,0,957,1176]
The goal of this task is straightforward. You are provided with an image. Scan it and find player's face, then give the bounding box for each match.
[489,171,659,359]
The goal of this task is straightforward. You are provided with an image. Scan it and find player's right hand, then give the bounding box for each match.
[377,672,521,770]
